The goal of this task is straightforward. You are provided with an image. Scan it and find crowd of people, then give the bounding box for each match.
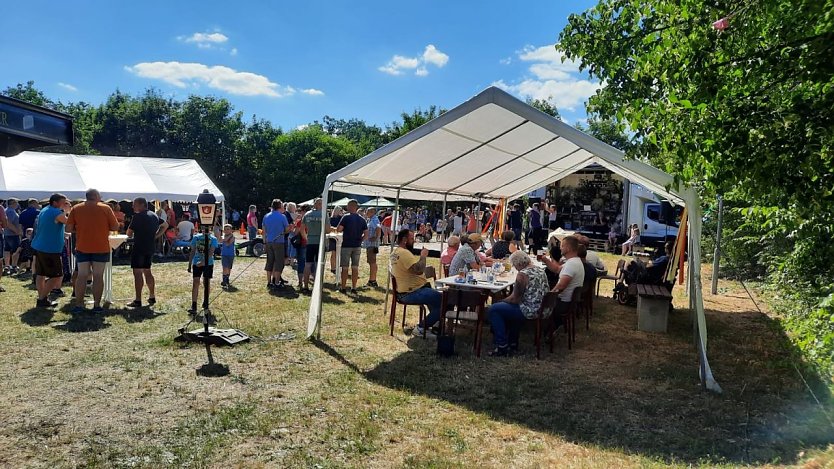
[1,192,671,359]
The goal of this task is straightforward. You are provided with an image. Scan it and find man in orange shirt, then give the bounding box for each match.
[66,189,119,313]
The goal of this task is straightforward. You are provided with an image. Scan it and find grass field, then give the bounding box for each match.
[0,252,832,468]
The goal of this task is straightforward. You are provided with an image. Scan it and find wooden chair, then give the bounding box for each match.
[549,288,582,350]
[596,259,625,297]
[531,291,560,359]
[441,264,450,277]
[389,275,426,337]
[439,288,489,357]
[580,280,594,331]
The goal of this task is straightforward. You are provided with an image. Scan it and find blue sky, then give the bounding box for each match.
[2,0,599,130]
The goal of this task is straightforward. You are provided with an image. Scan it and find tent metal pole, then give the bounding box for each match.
[383,189,401,315]
[440,194,447,269]
[711,194,723,295]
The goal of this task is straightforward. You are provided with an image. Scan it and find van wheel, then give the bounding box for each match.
[252,242,265,257]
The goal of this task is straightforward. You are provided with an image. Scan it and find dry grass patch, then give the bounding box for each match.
[0,252,830,467]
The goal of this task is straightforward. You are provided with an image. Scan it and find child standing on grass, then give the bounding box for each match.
[15,228,35,274]
[187,226,219,314]
[220,224,235,287]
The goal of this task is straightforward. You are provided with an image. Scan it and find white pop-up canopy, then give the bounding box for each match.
[0,151,225,202]
[307,86,719,392]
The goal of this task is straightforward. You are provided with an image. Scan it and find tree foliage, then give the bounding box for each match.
[526,97,561,119]
[558,0,834,374]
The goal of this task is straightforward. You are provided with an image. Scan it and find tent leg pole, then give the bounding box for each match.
[383,189,401,316]
[439,195,447,270]
[317,184,333,340]
[711,194,723,295]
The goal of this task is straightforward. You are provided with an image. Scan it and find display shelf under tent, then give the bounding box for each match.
[306,86,720,393]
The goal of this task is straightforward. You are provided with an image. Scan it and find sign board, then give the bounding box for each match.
[0,98,73,146]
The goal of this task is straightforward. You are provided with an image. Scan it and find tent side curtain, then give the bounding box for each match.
[0,151,225,202]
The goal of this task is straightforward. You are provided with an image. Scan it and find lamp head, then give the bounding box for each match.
[196,189,217,226]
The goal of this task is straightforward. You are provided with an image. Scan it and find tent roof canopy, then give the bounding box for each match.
[328,86,688,205]
[0,151,225,202]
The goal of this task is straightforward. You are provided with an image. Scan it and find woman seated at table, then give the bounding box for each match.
[448,233,492,276]
[440,235,461,266]
[487,250,549,356]
[485,230,517,260]
[544,236,562,288]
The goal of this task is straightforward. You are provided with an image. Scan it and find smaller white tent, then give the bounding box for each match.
[0,151,225,202]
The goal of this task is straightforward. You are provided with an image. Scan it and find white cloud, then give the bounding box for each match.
[57,82,78,92]
[379,44,449,77]
[422,44,449,67]
[302,88,324,96]
[499,57,512,65]
[183,32,228,45]
[126,61,296,97]
[494,43,600,112]
[230,48,238,56]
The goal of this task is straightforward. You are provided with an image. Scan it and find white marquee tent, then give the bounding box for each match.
[0,151,225,203]
[307,87,721,392]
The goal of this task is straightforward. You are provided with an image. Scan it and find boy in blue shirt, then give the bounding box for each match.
[220,224,236,287]
[187,227,219,314]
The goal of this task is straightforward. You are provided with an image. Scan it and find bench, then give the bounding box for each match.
[635,284,672,332]
[587,238,607,252]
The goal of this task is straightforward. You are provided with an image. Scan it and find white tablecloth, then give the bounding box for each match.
[103,235,128,304]
[436,270,517,293]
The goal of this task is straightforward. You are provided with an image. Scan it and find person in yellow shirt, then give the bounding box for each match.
[391,228,441,338]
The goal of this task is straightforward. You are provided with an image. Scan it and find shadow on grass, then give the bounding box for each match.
[320,300,834,465]
[53,311,111,332]
[20,308,55,327]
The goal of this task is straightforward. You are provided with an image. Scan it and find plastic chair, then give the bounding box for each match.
[439,288,489,357]
[389,275,426,337]
[596,259,625,296]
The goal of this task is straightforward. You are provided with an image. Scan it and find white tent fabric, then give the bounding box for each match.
[307,86,720,393]
[0,151,225,202]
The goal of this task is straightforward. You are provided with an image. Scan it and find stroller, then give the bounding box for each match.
[613,259,674,306]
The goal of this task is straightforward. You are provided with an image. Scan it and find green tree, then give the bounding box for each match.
[2,81,55,108]
[93,89,177,157]
[261,127,360,202]
[526,97,561,119]
[575,115,632,151]
[558,0,834,374]
[385,106,446,141]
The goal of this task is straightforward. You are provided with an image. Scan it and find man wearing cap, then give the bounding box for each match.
[448,232,485,276]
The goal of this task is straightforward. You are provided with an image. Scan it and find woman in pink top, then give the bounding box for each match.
[246,205,259,255]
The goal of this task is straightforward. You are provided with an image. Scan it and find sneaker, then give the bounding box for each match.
[488,346,509,357]
[349,288,358,295]
[126,300,142,308]
[92,306,105,314]
[50,289,66,297]
[36,298,58,308]
[411,326,438,339]
[187,304,198,315]
[366,280,379,288]
[147,297,156,306]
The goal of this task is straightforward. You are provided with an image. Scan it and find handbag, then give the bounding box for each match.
[290,234,303,249]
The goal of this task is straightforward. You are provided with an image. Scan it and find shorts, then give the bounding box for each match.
[264,242,286,271]
[305,244,320,263]
[131,253,153,269]
[366,246,379,255]
[340,247,361,268]
[192,264,214,279]
[4,235,20,253]
[327,238,336,252]
[34,251,63,278]
[76,252,110,263]
[221,255,234,270]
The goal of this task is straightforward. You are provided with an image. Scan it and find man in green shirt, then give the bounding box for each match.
[301,198,324,293]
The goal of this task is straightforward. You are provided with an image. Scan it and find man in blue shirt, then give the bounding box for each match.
[3,198,23,275]
[363,207,382,288]
[31,193,69,308]
[337,199,368,294]
[18,199,40,233]
[262,199,290,290]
